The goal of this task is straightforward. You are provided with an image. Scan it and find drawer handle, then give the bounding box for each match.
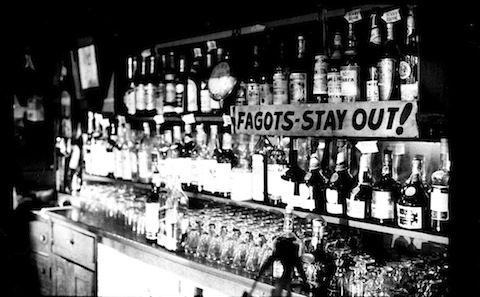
[41,268,47,274]
[69,239,75,245]
[40,234,47,243]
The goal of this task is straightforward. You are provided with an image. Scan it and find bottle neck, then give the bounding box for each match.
[409,158,423,182]
[382,154,393,178]
[386,23,394,41]
[369,14,381,45]
[297,36,306,59]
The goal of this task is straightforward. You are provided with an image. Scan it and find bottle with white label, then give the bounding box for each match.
[397,155,428,230]
[216,132,235,198]
[175,55,187,114]
[252,135,273,203]
[200,42,214,114]
[135,55,147,114]
[312,54,328,103]
[289,35,308,104]
[126,124,139,182]
[272,41,289,105]
[430,138,450,233]
[347,154,371,219]
[400,6,419,101]
[268,136,289,207]
[187,48,202,114]
[145,50,158,116]
[281,138,309,209]
[366,9,382,102]
[124,56,137,115]
[327,32,343,103]
[138,122,153,184]
[371,150,400,225]
[164,51,177,114]
[231,134,252,201]
[155,54,166,115]
[378,18,401,100]
[247,45,261,106]
[325,140,355,216]
[341,23,360,103]
[201,125,220,194]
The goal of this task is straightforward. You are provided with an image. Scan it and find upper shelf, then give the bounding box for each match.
[81,174,449,246]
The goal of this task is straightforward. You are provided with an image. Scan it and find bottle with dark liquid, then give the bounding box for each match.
[246,45,261,106]
[347,153,372,219]
[164,51,177,114]
[371,150,400,225]
[327,32,343,103]
[378,11,401,101]
[305,145,327,213]
[289,35,308,104]
[397,155,429,230]
[365,9,382,102]
[155,53,166,115]
[145,166,161,244]
[272,41,289,105]
[341,23,360,103]
[186,48,202,114]
[175,55,187,114]
[124,56,137,115]
[400,5,419,101]
[145,50,158,116]
[134,55,147,114]
[430,138,450,233]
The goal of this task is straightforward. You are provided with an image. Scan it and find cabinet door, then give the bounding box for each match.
[32,253,52,296]
[53,255,95,296]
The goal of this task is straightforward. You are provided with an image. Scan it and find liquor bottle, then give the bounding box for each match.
[259,45,273,105]
[371,150,400,225]
[246,45,261,106]
[252,136,273,203]
[289,35,308,104]
[313,51,329,103]
[175,55,187,114]
[164,51,177,114]
[346,153,372,219]
[366,9,382,102]
[231,134,253,201]
[341,23,361,103]
[305,141,328,213]
[119,123,132,181]
[190,124,208,192]
[378,12,401,101]
[397,155,429,230]
[145,50,158,116]
[327,32,343,103]
[281,138,309,208]
[135,55,147,114]
[216,132,236,198]
[187,48,202,113]
[208,46,228,115]
[83,111,94,175]
[113,118,124,179]
[138,122,153,184]
[201,125,221,194]
[205,41,221,114]
[199,44,213,113]
[325,140,356,215]
[272,41,289,105]
[179,124,194,190]
[268,137,289,207]
[235,80,247,106]
[145,168,161,244]
[124,56,137,115]
[400,6,419,101]
[430,138,450,233]
[155,53,166,115]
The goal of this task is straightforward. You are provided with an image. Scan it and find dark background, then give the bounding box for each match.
[0,0,479,295]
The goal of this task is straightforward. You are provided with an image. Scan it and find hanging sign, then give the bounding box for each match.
[231,101,419,138]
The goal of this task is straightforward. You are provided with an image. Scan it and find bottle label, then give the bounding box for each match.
[273,72,289,104]
[246,82,260,105]
[138,151,150,180]
[430,186,449,221]
[378,58,395,101]
[400,83,419,101]
[175,83,185,112]
[156,82,166,113]
[370,28,381,45]
[145,83,156,111]
[366,80,379,101]
[289,72,307,103]
[397,205,423,229]
[327,71,342,103]
[124,89,136,115]
[187,79,199,112]
[203,159,218,192]
[399,61,412,80]
[252,154,264,202]
[273,260,284,278]
[346,198,366,219]
[145,203,160,240]
[344,8,362,24]
[371,190,394,219]
[135,84,146,111]
[382,8,402,24]
[340,66,360,99]
[165,82,176,112]
[260,83,273,105]
[326,189,343,214]
[200,88,212,113]
[313,55,328,96]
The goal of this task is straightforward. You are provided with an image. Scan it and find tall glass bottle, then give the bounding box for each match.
[341,23,360,103]
[155,53,166,115]
[126,123,139,182]
[138,122,153,184]
[289,35,308,104]
[325,140,356,216]
[397,155,429,230]
[201,125,220,194]
[366,10,382,102]
[246,45,261,106]
[281,138,309,208]
[272,41,289,105]
[187,48,202,113]
[305,141,327,213]
[145,167,161,244]
[400,6,419,101]
[145,50,158,116]
[347,153,372,219]
[135,55,147,114]
[124,56,137,115]
[207,41,222,114]
[200,43,213,114]
[216,132,236,198]
[231,134,253,201]
[327,32,343,103]
[430,138,450,233]
[268,136,290,207]
[378,21,401,101]
[251,135,273,203]
[175,55,187,114]
[313,49,329,103]
[372,150,400,225]
[164,51,177,114]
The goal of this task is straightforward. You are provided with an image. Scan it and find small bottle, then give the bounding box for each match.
[430,138,450,233]
[145,50,158,116]
[138,122,153,184]
[378,14,401,100]
[397,155,429,230]
[155,53,166,115]
[216,132,236,198]
[200,42,214,114]
[272,41,289,105]
[124,56,137,115]
[187,48,202,113]
[365,9,382,102]
[145,169,161,244]
[289,35,308,104]
[164,51,177,114]
[135,55,147,114]
[341,23,360,102]
[327,32,343,103]
[400,6,419,101]
[175,55,187,114]
[246,45,261,106]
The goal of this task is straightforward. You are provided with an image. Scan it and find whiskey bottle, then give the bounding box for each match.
[216,132,236,198]
[347,153,372,219]
[397,155,429,230]
[164,51,177,114]
[145,50,158,116]
[378,10,401,101]
[175,55,187,114]
[289,35,308,104]
[272,41,289,105]
[430,138,450,233]
[371,150,400,225]
[135,55,147,114]
[124,56,137,115]
[327,32,343,103]
[145,169,161,244]
[200,42,214,114]
[366,9,382,102]
[400,6,419,101]
[268,137,289,207]
[246,45,261,106]
[341,23,361,103]
[155,53,166,115]
[138,122,153,184]
[187,48,202,113]
[313,49,329,103]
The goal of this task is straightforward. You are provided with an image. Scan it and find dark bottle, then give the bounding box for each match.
[134,55,147,114]
[366,10,382,102]
[397,155,429,230]
[200,42,214,114]
[246,45,261,106]
[259,51,273,106]
[305,152,327,214]
[145,50,158,116]
[341,23,361,103]
[272,41,289,105]
[186,48,202,114]
[325,140,356,216]
[164,51,177,114]
[327,32,343,103]
[175,55,187,114]
[124,56,137,115]
[216,132,236,198]
[289,35,308,104]
[155,53,166,115]
[430,138,450,233]
[400,6,419,101]
[346,154,372,219]
[378,18,401,101]
[281,138,308,208]
[372,150,400,225]
[145,167,161,243]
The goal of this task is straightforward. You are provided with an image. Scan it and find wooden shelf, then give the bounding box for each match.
[83,174,449,246]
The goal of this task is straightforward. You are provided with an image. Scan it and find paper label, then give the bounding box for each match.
[366,80,379,101]
[340,67,360,98]
[138,150,151,179]
[344,8,362,23]
[273,260,284,278]
[260,83,273,105]
[397,205,423,229]
[326,189,343,214]
[327,71,342,103]
[382,8,402,23]
[371,190,394,219]
[124,89,136,115]
[430,186,449,220]
[187,79,198,112]
[273,72,289,104]
[145,83,156,110]
[401,83,419,101]
[222,114,232,126]
[313,55,328,96]
[346,199,366,219]
[182,113,196,124]
[145,203,160,240]
[153,114,165,124]
[135,84,146,110]
[246,82,260,105]
[268,164,288,200]
[289,73,307,103]
[165,82,176,103]
[378,58,395,101]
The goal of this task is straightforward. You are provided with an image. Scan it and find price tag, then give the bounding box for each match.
[344,8,362,23]
[182,113,196,124]
[222,114,232,126]
[356,141,379,154]
[382,8,401,23]
[153,114,165,124]
[207,40,217,51]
